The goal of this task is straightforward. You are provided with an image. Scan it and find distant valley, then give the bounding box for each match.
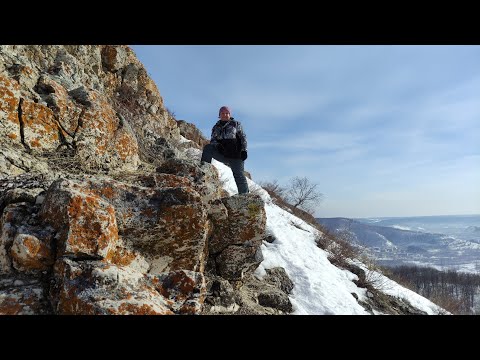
[316,215,480,273]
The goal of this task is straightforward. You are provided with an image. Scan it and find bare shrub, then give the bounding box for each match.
[378,266,416,292]
[315,224,336,250]
[258,180,286,198]
[43,148,108,175]
[289,207,319,227]
[259,177,323,219]
[429,293,464,315]
[329,236,361,268]
[248,184,267,197]
[166,107,176,119]
[315,226,361,270]
[284,176,323,215]
[363,270,393,292]
[259,180,319,228]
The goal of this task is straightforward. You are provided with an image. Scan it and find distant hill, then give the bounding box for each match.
[316,217,480,272]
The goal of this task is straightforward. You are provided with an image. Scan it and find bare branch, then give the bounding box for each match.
[285,176,323,214]
[258,179,286,198]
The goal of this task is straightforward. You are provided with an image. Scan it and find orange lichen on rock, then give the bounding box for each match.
[56,288,97,315]
[97,186,115,200]
[20,99,59,149]
[115,130,138,161]
[63,193,118,256]
[0,75,20,125]
[107,246,136,266]
[40,181,119,259]
[0,286,48,315]
[30,138,40,147]
[101,46,121,72]
[34,76,81,132]
[115,302,173,315]
[0,296,23,315]
[154,174,192,189]
[10,233,54,272]
[153,270,205,314]
[75,92,126,159]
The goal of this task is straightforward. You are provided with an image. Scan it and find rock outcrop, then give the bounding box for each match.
[175,120,209,150]
[201,267,294,315]
[0,45,181,176]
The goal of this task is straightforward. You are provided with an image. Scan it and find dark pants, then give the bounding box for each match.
[201,143,249,194]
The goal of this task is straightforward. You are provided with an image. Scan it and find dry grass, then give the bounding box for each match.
[42,148,87,174]
[428,293,464,315]
[315,226,361,269]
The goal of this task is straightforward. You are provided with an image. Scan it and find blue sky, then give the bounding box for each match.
[131,45,480,218]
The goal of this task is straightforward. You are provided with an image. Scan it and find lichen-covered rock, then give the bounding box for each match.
[157,158,226,203]
[101,46,128,73]
[202,275,238,314]
[39,179,119,260]
[51,258,205,315]
[0,282,51,315]
[207,194,266,280]
[0,203,32,274]
[10,233,54,273]
[208,194,266,255]
[0,45,182,176]
[37,177,209,275]
[73,90,140,172]
[201,273,294,315]
[20,98,59,150]
[257,290,293,313]
[151,269,206,314]
[175,120,209,150]
[34,74,81,139]
[85,178,209,274]
[0,187,44,215]
[216,245,263,280]
[51,258,174,315]
[0,143,50,177]
[206,198,229,221]
[152,173,194,189]
[264,267,294,294]
[108,238,150,273]
[0,74,21,146]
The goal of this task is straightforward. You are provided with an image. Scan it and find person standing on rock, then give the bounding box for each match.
[201,106,249,194]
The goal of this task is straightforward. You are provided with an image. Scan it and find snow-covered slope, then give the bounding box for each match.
[211,158,445,315]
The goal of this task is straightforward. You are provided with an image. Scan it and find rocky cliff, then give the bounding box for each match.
[0,45,292,314]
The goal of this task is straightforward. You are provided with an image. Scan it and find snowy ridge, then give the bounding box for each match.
[392,225,412,231]
[210,157,445,315]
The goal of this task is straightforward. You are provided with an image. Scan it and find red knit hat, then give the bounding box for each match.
[219,106,232,116]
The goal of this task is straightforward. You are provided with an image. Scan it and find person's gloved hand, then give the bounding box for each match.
[241,151,248,161]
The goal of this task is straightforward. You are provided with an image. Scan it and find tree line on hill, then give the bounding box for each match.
[383,265,480,314]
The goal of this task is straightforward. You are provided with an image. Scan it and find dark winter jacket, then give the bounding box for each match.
[210,118,247,159]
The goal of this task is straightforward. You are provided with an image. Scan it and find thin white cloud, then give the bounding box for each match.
[250,131,364,151]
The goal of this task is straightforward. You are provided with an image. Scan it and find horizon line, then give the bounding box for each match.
[316,213,480,220]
